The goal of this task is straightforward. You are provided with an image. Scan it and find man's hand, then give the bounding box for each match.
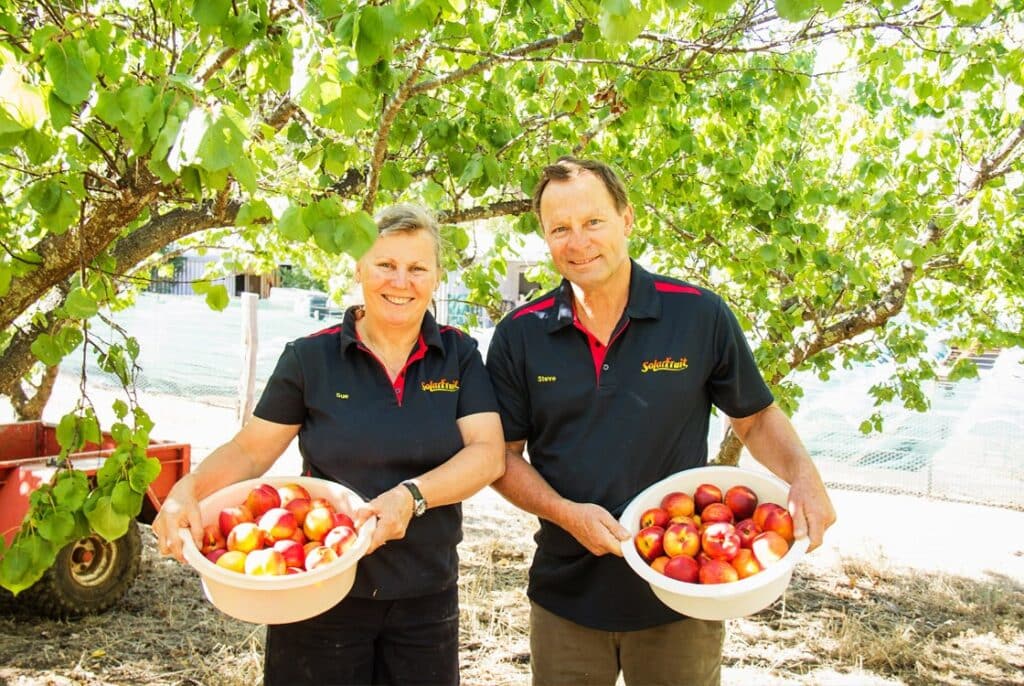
[786,467,836,551]
[560,501,632,556]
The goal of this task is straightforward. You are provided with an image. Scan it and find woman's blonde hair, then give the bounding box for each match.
[375,203,442,269]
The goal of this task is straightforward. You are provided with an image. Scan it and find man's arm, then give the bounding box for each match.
[492,440,630,556]
[728,404,836,551]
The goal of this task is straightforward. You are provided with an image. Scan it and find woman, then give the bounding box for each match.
[152,204,505,685]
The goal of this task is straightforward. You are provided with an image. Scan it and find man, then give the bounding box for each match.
[486,157,836,686]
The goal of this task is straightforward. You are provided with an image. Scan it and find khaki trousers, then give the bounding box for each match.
[529,601,724,686]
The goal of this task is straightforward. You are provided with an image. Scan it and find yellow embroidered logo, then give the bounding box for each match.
[335,392,350,399]
[536,375,557,383]
[421,379,459,393]
[641,357,689,373]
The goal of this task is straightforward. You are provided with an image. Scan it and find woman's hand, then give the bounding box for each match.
[151,475,203,563]
[353,485,414,555]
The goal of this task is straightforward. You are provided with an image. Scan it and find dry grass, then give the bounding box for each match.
[1,500,1022,686]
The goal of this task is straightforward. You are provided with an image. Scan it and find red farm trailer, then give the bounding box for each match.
[0,420,191,617]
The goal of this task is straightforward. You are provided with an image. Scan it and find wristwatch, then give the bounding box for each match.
[401,480,428,517]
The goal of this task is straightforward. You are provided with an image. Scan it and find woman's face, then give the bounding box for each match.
[355,229,439,331]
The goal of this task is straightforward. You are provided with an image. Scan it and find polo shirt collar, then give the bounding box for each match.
[546,259,662,333]
[338,306,447,358]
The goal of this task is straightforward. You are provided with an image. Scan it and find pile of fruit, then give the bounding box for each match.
[633,483,794,585]
[201,482,360,576]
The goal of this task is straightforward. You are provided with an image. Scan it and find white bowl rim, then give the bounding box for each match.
[619,465,810,598]
[179,475,376,589]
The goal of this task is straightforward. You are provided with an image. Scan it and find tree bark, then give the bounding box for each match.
[8,364,60,420]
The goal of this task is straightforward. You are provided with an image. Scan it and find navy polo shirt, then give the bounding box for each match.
[486,260,774,631]
[254,306,498,600]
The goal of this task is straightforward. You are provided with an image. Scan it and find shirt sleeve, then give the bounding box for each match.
[485,321,531,442]
[253,342,307,425]
[707,297,775,418]
[455,335,500,419]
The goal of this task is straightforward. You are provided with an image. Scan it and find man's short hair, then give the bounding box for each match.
[531,156,630,221]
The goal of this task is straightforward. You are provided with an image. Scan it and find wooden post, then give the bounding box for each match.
[237,292,259,428]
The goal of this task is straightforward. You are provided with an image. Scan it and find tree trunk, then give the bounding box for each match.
[9,365,60,420]
[713,426,743,466]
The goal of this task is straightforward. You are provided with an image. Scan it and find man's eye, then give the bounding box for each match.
[551,226,568,234]
[589,218,602,226]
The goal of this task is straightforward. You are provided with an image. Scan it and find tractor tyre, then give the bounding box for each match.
[20,520,142,618]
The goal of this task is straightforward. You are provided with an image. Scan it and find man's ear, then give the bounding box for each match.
[623,205,635,236]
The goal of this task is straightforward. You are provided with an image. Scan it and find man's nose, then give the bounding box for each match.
[567,226,589,248]
[391,269,410,287]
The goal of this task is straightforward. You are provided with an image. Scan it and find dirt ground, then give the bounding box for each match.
[1,486,1022,686]
[3,376,1023,684]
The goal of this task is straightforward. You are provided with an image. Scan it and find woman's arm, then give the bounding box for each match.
[355,411,505,554]
[152,417,301,560]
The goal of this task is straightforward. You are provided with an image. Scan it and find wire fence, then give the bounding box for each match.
[61,292,1024,511]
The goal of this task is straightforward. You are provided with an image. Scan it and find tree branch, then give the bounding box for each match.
[364,43,433,212]
[409,21,585,96]
[1,179,163,333]
[437,199,531,224]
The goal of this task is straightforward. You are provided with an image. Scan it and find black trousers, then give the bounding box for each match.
[264,586,460,686]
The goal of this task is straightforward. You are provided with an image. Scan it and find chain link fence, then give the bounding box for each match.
[61,292,1024,511]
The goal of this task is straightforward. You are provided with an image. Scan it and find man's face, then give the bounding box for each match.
[539,171,634,292]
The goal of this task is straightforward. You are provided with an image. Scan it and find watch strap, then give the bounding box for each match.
[401,480,427,517]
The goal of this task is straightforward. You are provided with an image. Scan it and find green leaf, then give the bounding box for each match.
[37,511,76,543]
[128,457,162,493]
[27,180,62,214]
[338,211,379,260]
[81,414,101,445]
[775,0,816,21]
[47,92,73,131]
[195,111,245,172]
[45,41,96,106]
[56,413,82,452]
[598,0,649,43]
[83,495,131,542]
[112,399,129,419]
[53,471,89,510]
[22,128,57,166]
[56,326,84,354]
[65,287,99,319]
[111,481,143,516]
[205,284,230,311]
[236,199,272,226]
[0,63,48,133]
[192,0,231,28]
[942,0,992,22]
[233,156,258,192]
[30,333,63,366]
[277,205,310,242]
[0,263,11,297]
[693,0,737,13]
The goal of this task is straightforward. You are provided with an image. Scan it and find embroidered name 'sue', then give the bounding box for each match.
[640,357,689,373]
